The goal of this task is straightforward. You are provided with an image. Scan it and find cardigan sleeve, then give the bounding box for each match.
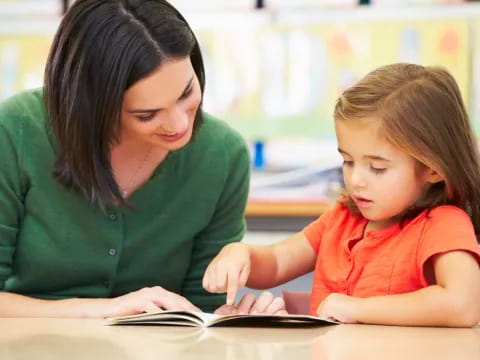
[0,99,26,289]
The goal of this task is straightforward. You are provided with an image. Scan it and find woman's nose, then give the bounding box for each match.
[161,106,188,132]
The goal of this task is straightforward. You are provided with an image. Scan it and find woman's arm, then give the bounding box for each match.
[0,291,109,318]
[317,250,480,327]
[0,286,201,318]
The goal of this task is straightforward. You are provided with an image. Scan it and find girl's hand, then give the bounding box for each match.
[215,292,287,315]
[104,286,201,317]
[316,293,360,323]
[202,242,251,305]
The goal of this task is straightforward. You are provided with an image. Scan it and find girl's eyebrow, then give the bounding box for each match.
[365,155,391,162]
[126,76,194,114]
[338,148,391,162]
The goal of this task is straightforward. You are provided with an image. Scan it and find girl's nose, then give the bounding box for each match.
[350,168,367,189]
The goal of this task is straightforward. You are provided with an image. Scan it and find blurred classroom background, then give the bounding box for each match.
[0,0,478,294]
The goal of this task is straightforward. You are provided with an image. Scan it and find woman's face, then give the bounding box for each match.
[120,56,202,151]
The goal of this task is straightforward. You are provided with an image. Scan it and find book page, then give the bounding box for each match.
[193,311,224,325]
[107,310,207,326]
[106,311,338,327]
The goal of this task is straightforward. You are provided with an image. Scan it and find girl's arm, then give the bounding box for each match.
[203,232,317,305]
[318,250,480,327]
[248,232,317,289]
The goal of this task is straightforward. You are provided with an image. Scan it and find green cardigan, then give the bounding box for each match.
[0,89,250,312]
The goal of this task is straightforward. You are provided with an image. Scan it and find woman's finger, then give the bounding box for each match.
[152,288,200,312]
[143,301,163,313]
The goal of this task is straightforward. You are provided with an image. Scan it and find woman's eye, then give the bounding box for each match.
[370,166,387,174]
[137,113,155,122]
[342,160,353,167]
[179,87,193,100]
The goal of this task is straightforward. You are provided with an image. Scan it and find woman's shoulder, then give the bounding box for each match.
[197,113,247,148]
[0,88,46,130]
[189,113,249,160]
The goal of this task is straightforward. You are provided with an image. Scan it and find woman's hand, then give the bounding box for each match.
[215,292,287,315]
[203,242,251,305]
[104,286,201,318]
[316,293,360,323]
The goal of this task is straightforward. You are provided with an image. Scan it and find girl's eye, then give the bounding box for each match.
[370,166,387,174]
[137,113,155,122]
[342,160,353,167]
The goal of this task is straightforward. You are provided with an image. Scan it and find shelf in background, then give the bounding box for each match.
[246,199,331,217]
[245,200,332,232]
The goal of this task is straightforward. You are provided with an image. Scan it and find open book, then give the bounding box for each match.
[106,310,338,328]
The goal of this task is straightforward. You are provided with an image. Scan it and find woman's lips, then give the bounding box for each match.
[155,129,188,142]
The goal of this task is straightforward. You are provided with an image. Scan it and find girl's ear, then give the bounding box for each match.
[425,168,443,184]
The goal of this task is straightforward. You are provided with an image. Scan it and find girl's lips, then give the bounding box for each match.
[155,129,188,142]
[354,196,373,208]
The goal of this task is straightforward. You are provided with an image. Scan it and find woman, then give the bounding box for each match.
[0,0,284,317]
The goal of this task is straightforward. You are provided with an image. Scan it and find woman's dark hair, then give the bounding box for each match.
[44,0,205,208]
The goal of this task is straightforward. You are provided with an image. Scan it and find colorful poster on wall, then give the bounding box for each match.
[197,17,469,140]
[0,14,471,138]
[0,35,52,100]
[470,18,480,133]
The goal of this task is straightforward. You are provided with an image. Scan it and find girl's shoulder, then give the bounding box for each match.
[412,205,475,238]
[421,205,471,223]
[413,206,479,268]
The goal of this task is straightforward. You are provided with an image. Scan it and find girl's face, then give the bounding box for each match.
[335,118,437,230]
[120,56,201,151]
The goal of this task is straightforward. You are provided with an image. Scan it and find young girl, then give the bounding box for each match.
[203,63,480,326]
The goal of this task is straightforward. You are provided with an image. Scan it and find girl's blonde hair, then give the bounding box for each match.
[335,63,480,239]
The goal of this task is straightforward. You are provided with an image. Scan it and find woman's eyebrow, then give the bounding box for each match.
[127,76,194,114]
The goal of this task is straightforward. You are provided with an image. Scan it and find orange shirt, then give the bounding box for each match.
[303,201,480,316]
